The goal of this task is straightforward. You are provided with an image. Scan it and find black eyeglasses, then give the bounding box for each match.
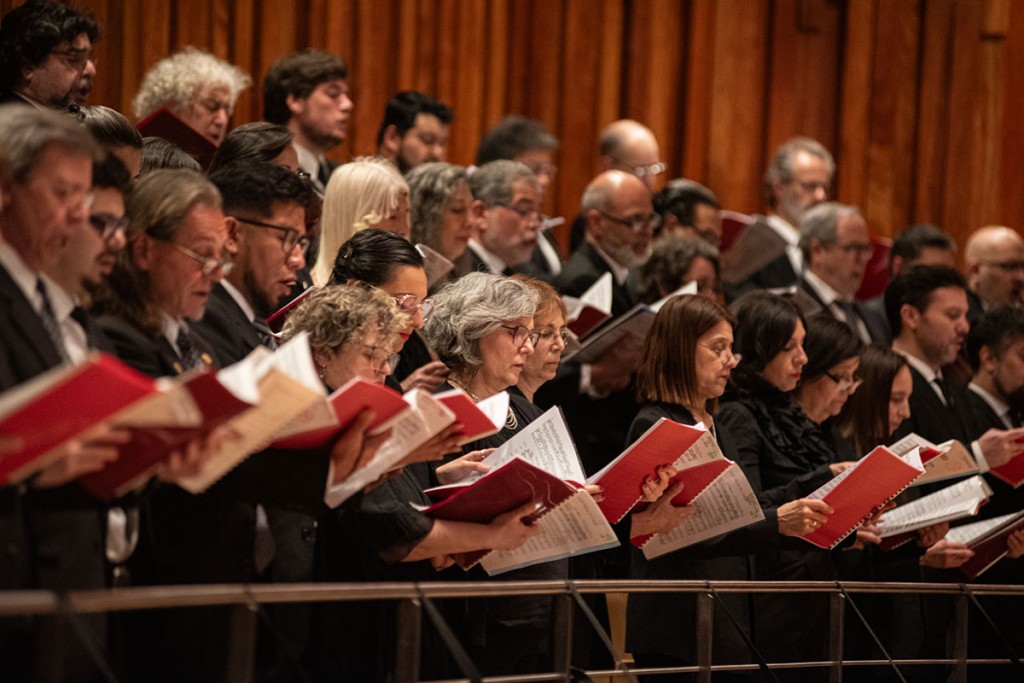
[596,209,663,233]
[166,241,233,276]
[500,324,540,348]
[392,293,435,319]
[234,217,310,254]
[825,371,863,393]
[492,203,545,225]
[88,213,129,240]
[51,48,92,71]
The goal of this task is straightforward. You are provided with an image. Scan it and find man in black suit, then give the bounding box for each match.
[793,201,887,343]
[0,1,99,110]
[961,306,1024,674]
[263,49,352,193]
[0,104,120,681]
[721,136,834,295]
[963,225,1024,323]
[888,265,1022,469]
[476,115,564,281]
[458,160,542,277]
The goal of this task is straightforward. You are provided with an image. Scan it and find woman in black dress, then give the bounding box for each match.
[626,294,834,682]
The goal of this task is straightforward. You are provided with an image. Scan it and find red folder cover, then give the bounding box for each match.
[136,107,218,169]
[958,513,1024,580]
[433,390,502,444]
[423,458,579,568]
[266,286,318,334]
[593,419,727,525]
[77,371,254,500]
[568,306,611,339]
[272,377,408,450]
[0,354,155,484]
[801,446,924,549]
[989,454,1024,488]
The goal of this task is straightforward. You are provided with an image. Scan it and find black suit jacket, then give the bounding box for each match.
[541,241,640,474]
[892,365,973,447]
[192,283,264,367]
[964,388,1024,519]
[794,277,890,343]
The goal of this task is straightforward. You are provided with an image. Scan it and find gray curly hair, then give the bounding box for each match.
[132,46,251,120]
[407,162,469,254]
[281,285,409,358]
[423,273,539,373]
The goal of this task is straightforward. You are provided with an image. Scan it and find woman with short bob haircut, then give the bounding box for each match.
[407,161,474,265]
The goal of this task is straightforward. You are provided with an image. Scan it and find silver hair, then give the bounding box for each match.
[407,162,469,251]
[468,159,538,206]
[423,272,539,373]
[0,104,102,182]
[798,201,861,261]
[132,46,251,119]
[763,136,835,201]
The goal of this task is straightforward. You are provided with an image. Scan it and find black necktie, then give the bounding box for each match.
[317,160,332,190]
[252,317,277,350]
[933,376,954,407]
[36,279,69,363]
[176,325,203,370]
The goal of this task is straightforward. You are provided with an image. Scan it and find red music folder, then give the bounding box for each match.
[77,370,255,500]
[589,418,730,526]
[0,354,156,485]
[800,446,925,549]
[990,452,1024,488]
[271,377,409,450]
[266,286,318,334]
[136,107,218,169]
[422,457,580,568]
[948,511,1024,579]
[432,389,505,444]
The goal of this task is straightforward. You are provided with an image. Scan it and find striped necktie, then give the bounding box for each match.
[36,279,69,363]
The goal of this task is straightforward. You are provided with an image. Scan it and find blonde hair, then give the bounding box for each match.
[312,156,410,286]
[132,46,251,120]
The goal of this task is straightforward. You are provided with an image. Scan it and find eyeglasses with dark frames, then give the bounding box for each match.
[500,324,540,348]
[234,216,310,254]
[88,213,129,241]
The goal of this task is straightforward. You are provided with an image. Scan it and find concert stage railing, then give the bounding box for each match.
[1,579,1022,682]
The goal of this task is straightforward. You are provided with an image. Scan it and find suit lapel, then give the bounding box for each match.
[0,264,63,373]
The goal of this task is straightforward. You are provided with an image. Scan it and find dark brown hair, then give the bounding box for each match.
[637,295,735,410]
[836,343,908,454]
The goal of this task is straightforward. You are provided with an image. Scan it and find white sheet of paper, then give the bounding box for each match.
[479,407,586,483]
[878,475,992,537]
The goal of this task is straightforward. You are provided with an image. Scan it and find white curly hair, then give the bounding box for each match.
[132,46,251,120]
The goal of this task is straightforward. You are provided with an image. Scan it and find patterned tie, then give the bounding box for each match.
[252,317,278,350]
[36,279,69,363]
[176,325,204,370]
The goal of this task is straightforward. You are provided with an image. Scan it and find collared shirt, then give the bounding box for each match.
[803,269,871,343]
[293,142,329,192]
[160,312,187,357]
[590,242,630,287]
[220,280,256,324]
[766,213,803,277]
[894,348,946,405]
[45,275,88,364]
[467,239,507,275]
[0,242,43,313]
[968,382,1013,429]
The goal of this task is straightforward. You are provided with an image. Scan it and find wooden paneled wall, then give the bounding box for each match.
[4,0,1022,252]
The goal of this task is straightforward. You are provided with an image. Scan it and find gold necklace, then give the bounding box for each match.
[448,377,517,431]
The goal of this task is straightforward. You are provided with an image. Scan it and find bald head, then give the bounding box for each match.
[581,170,656,268]
[598,120,663,190]
[965,226,1024,308]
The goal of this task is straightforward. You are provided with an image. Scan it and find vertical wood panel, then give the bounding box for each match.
[0,0,1020,252]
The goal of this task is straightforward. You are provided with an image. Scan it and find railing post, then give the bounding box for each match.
[695,590,714,683]
[225,604,258,683]
[392,597,422,683]
[551,592,574,680]
[828,591,845,683]
[949,592,969,683]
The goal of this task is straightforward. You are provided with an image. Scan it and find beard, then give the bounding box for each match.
[602,238,652,270]
[245,269,276,317]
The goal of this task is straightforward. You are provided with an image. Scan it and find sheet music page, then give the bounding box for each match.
[649,280,699,313]
[579,272,613,313]
[889,432,936,456]
[480,407,586,483]
[565,305,655,364]
[946,512,1022,545]
[641,464,765,560]
[113,380,203,428]
[416,244,454,288]
[324,390,457,508]
[480,489,620,575]
[878,475,991,537]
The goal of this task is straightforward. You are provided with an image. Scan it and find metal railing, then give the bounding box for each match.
[1,579,1022,682]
